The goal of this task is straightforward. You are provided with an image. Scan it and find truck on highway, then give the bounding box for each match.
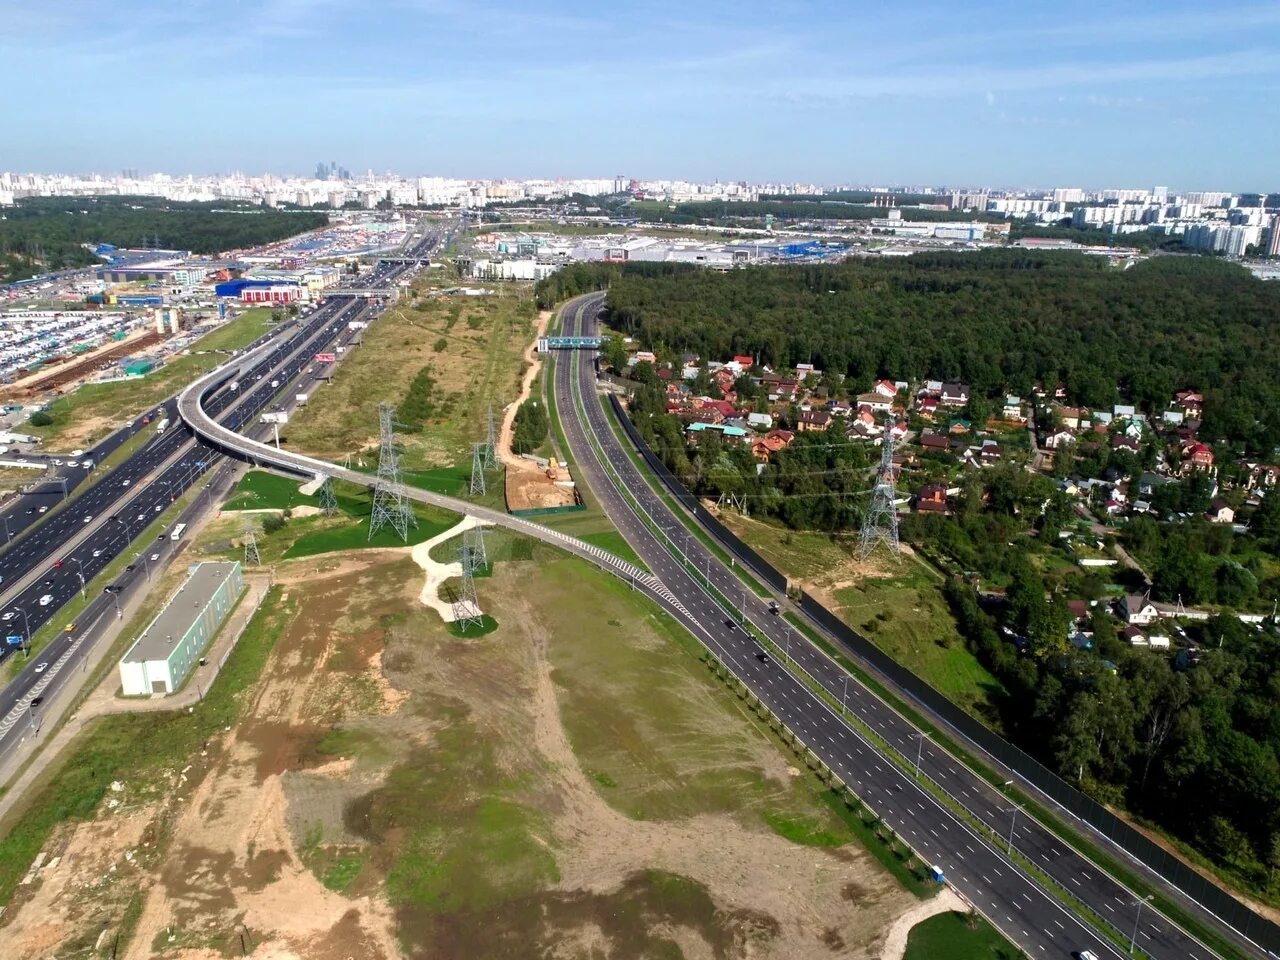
[170,522,187,541]
[295,393,308,405]
[155,417,170,434]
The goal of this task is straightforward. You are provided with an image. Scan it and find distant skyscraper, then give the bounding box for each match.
[1268,215,1280,258]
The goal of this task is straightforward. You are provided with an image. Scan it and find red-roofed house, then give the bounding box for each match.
[872,379,898,398]
[732,355,753,369]
[915,484,948,513]
[1182,441,1214,472]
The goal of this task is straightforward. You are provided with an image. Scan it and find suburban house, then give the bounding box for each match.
[872,379,899,398]
[1206,499,1235,524]
[1121,595,1161,626]
[1002,396,1025,421]
[915,484,949,513]
[940,382,971,407]
[751,429,794,462]
[797,409,832,432]
[1182,441,1215,472]
[1045,428,1076,450]
[919,429,950,453]
[856,392,893,413]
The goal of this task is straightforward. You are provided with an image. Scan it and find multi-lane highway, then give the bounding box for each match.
[148,236,1263,960]
[0,242,439,762]
[550,292,1265,960]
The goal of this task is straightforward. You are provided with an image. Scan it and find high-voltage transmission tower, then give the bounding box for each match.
[317,477,338,517]
[452,544,485,632]
[462,527,488,574]
[483,403,498,469]
[243,521,261,567]
[857,421,901,561]
[469,443,488,497]
[369,402,417,542]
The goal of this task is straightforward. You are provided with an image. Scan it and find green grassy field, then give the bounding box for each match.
[718,512,1006,727]
[834,565,1006,725]
[544,559,862,836]
[0,587,296,907]
[285,279,535,471]
[903,910,1021,960]
[30,308,277,449]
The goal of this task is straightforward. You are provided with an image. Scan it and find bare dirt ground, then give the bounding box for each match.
[498,307,577,511]
[1,555,916,959]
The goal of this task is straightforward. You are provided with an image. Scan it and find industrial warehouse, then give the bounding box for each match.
[117,561,244,696]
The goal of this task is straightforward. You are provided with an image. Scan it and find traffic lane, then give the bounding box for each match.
[555,323,1112,960]
[0,291,375,687]
[569,304,1214,960]
[0,297,350,584]
[573,381,1206,960]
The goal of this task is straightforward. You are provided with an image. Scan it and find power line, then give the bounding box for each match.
[369,401,417,542]
[858,420,901,561]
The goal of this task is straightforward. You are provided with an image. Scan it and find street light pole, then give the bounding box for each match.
[1005,804,1022,855]
[18,606,30,658]
[72,559,86,599]
[913,732,930,779]
[1129,895,1153,956]
[841,675,849,716]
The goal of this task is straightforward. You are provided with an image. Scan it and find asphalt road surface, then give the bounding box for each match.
[552,292,1242,960]
[0,248,433,763]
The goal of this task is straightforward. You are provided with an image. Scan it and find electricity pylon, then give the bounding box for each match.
[462,527,488,574]
[469,443,487,497]
[369,402,416,541]
[857,420,901,561]
[243,522,261,567]
[318,477,338,517]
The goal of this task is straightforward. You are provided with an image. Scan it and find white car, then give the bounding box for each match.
[154,504,162,512]
[38,594,52,606]
[83,515,93,524]
[66,461,78,468]
[122,479,130,487]
[1,612,15,621]
[34,662,47,674]
[150,553,160,561]
[38,506,48,514]
[1076,952,1099,960]
[92,549,103,558]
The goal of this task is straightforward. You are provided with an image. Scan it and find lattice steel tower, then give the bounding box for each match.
[469,442,487,497]
[857,420,901,561]
[462,527,488,574]
[453,543,484,632]
[318,477,338,517]
[243,521,261,567]
[484,403,498,469]
[369,402,417,542]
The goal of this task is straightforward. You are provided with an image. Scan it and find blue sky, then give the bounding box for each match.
[3,0,1278,189]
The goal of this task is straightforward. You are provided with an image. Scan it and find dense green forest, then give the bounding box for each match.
[894,472,1280,895]
[599,251,1280,454]
[0,196,328,282]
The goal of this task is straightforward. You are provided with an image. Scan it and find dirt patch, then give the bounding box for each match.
[495,308,552,471]
[877,888,968,960]
[504,465,577,511]
[1,554,915,959]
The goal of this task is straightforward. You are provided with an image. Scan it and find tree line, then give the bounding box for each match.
[0,196,329,283]
[601,251,1280,455]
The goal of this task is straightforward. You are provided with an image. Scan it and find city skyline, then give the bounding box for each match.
[3,0,1279,189]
